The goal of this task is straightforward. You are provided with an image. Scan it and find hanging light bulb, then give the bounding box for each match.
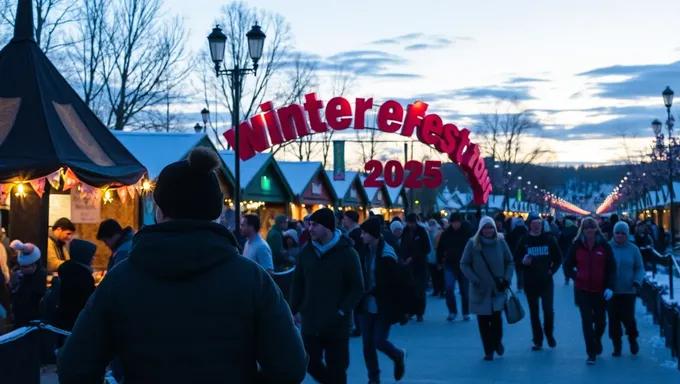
[14,183,26,198]
[142,180,152,192]
[103,190,113,204]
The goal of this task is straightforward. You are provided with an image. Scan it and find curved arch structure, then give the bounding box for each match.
[223,93,493,204]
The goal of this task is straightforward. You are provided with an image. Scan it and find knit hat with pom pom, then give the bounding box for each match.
[153,147,223,220]
[10,240,41,266]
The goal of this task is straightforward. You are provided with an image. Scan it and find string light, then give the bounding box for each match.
[142,180,152,192]
[14,183,26,198]
[103,190,113,204]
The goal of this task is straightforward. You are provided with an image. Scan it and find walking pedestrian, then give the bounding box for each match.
[608,221,644,357]
[399,214,431,322]
[563,217,616,365]
[634,221,656,276]
[290,207,365,384]
[460,216,515,361]
[558,219,578,285]
[436,212,473,321]
[241,214,275,274]
[427,219,445,298]
[507,217,528,291]
[356,217,407,383]
[57,148,307,383]
[514,212,562,350]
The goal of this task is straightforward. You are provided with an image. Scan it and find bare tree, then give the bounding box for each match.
[208,1,292,127]
[1,0,78,54]
[478,98,553,209]
[273,53,317,161]
[104,0,190,130]
[64,0,112,120]
[319,64,357,168]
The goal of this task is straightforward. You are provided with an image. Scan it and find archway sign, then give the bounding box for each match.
[223,93,492,204]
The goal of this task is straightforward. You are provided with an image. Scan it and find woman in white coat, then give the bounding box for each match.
[460,216,515,361]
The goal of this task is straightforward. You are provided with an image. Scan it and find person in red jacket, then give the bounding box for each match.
[563,217,616,365]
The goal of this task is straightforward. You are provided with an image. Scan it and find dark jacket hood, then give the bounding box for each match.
[128,220,241,281]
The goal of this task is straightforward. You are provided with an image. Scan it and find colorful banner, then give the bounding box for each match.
[333,141,345,181]
[29,178,46,198]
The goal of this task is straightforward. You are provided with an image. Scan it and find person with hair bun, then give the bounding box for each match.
[57,147,308,384]
[563,216,616,365]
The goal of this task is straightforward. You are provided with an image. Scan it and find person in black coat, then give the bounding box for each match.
[57,148,307,384]
[436,212,473,321]
[56,239,97,332]
[558,219,578,285]
[507,217,528,291]
[399,214,431,322]
[356,218,407,383]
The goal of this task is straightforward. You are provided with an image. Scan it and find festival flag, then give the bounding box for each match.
[46,170,61,190]
[333,141,345,181]
[62,169,79,191]
[117,186,129,204]
[0,184,9,205]
[29,178,46,198]
[127,184,137,199]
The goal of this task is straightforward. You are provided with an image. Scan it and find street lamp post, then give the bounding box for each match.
[201,108,210,133]
[652,86,675,299]
[207,23,266,234]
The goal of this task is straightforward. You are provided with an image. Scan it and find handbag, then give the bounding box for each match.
[479,250,525,324]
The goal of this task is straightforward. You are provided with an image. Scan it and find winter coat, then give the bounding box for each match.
[514,233,562,291]
[558,225,578,256]
[563,235,616,294]
[399,224,431,290]
[436,226,473,271]
[507,225,527,264]
[609,239,645,295]
[47,235,70,273]
[347,227,363,255]
[11,266,47,328]
[267,227,286,269]
[357,239,403,324]
[290,230,365,337]
[460,238,515,316]
[56,261,95,331]
[57,220,307,384]
[106,227,134,272]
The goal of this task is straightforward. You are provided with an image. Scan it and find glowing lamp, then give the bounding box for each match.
[14,183,26,197]
[103,190,113,204]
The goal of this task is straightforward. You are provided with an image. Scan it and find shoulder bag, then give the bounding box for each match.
[479,249,525,324]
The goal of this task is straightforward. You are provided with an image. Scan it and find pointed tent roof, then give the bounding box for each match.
[325,171,367,202]
[0,0,146,187]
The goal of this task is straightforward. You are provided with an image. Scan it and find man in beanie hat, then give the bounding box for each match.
[437,212,473,321]
[267,214,289,270]
[58,148,307,384]
[356,217,407,383]
[291,207,364,383]
[514,212,563,351]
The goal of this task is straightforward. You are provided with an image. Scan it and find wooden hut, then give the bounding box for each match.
[278,162,337,221]
[326,171,369,222]
[360,177,392,218]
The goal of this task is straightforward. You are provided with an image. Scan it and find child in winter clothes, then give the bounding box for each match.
[8,240,46,328]
[283,229,301,265]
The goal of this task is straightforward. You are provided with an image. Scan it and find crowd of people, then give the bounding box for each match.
[0,147,671,383]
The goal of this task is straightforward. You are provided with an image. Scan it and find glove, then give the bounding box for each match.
[604,289,613,301]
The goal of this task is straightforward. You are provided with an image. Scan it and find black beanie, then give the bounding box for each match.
[69,239,97,265]
[310,208,335,232]
[360,217,382,239]
[406,213,419,223]
[449,212,462,222]
[153,147,223,220]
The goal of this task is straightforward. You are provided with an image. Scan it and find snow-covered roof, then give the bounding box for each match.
[278,162,323,196]
[385,184,405,204]
[325,171,360,198]
[113,131,207,180]
[360,176,391,205]
[219,151,271,188]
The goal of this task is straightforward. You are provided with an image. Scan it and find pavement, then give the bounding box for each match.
[41,280,678,383]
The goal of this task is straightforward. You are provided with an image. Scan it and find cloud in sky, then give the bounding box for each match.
[370,33,471,51]
[280,49,423,79]
[577,61,680,99]
[416,84,535,102]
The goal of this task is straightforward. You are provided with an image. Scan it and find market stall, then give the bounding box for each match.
[279,162,337,221]
[220,151,294,235]
[326,171,369,222]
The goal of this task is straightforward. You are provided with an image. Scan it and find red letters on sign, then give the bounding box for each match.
[363,160,443,189]
[223,95,492,203]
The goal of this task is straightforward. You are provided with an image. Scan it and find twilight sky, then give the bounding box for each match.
[166,0,680,166]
